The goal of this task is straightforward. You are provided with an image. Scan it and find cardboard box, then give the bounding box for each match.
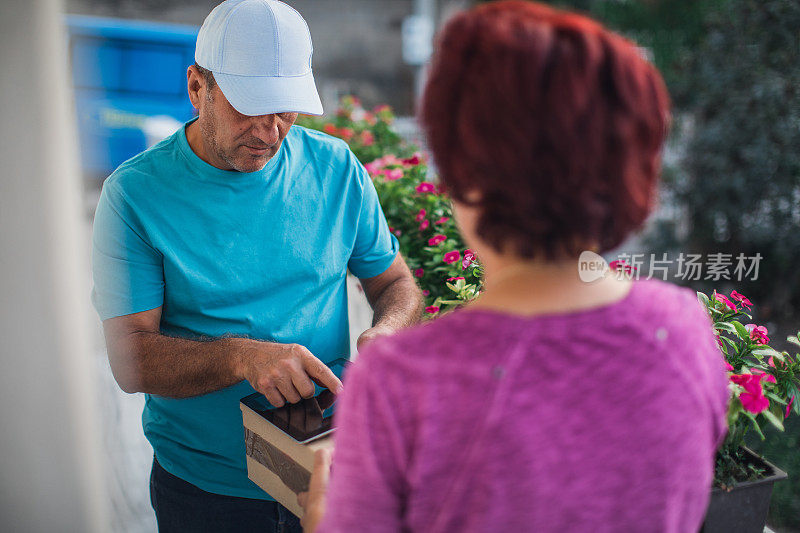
[240,395,334,518]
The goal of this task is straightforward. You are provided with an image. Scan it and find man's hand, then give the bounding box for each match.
[235,341,342,407]
[297,448,332,533]
[356,324,396,351]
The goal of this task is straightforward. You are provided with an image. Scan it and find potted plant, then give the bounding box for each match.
[697,290,800,533]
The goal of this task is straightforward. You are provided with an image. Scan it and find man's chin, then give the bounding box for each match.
[232,155,271,173]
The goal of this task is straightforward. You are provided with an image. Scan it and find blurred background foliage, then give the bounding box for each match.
[479,0,800,529]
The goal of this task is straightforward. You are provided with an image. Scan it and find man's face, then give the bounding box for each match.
[195,79,298,173]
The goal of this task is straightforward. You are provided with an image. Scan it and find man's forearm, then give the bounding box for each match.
[108,332,250,398]
[369,277,424,329]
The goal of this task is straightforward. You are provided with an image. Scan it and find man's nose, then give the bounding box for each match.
[250,115,280,145]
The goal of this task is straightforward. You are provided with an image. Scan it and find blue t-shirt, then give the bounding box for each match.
[91,120,399,499]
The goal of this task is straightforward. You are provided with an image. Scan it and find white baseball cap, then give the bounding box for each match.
[195,0,324,116]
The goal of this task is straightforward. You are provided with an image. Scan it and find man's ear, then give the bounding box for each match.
[187,66,204,110]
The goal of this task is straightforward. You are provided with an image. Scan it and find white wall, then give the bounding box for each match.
[0,1,108,531]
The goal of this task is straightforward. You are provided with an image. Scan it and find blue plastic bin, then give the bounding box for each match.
[66,15,198,181]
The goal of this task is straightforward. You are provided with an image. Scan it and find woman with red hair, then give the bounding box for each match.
[300,2,729,531]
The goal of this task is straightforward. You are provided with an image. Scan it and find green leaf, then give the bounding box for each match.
[751,347,783,359]
[787,335,800,348]
[761,408,785,432]
[744,412,766,440]
[697,291,710,307]
[714,322,738,334]
[731,321,749,340]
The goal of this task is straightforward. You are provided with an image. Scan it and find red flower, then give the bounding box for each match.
[415,209,427,222]
[724,361,734,372]
[740,390,769,414]
[609,260,637,274]
[730,290,753,309]
[414,268,424,278]
[745,324,770,345]
[425,305,440,314]
[339,127,355,141]
[323,123,338,136]
[422,290,430,297]
[363,111,377,125]
[713,292,737,311]
[434,216,450,225]
[730,373,764,395]
[402,155,421,166]
[428,234,447,246]
[443,250,461,264]
[447,276,465,282]
[787,396,795,419]
[419,220,430,231]
[416,182,436,194]
[462,249,475,270]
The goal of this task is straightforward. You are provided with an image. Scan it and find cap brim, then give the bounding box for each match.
[214,70,324,116]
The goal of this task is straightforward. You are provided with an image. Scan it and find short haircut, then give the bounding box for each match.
[420,0,671,259]
[193,62,216,91]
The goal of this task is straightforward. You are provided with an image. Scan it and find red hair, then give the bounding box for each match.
[420,0,671,258]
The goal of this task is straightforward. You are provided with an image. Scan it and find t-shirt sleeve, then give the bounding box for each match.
[346,152,400,279]
[316,344,408,532]
[91,180,164,320]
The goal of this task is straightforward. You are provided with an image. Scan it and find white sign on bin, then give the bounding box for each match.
[402,15,434,66]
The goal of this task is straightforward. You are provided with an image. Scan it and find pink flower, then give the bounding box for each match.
[724,361,734,372]
[787,396,795,419]
[414,268,424,278]
[360,130,375,146]
[751,368,777,384]
[730,373,764,395]
[443,250,461,264]
[434,216,450,225]
[323,123,338,136]
[713,292,737,311]
[379,154,402,167]
[462,249,475,270]
[363,111,377,125]
[419,220,430,231]
[416,182,436,194]
[402,155,421,166]
[383,168,403,181]
[422,290,430,296]
[428,234,447,246]
[740,390,770,414]
[415,209,427,222]
[744,324,770,344]
[730,290,753,308]
[425,305,440,314]
[447,276,465,282]
[768,357,776,367]
[339,128,355,141]
[364,161,381,176]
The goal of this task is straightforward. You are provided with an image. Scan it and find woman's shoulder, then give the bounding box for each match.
[356,310,515,380]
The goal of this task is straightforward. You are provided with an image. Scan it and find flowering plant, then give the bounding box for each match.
[698,290,800,488]
[297,97,483,316]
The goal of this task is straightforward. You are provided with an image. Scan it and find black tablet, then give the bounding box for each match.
[240,357,350,443]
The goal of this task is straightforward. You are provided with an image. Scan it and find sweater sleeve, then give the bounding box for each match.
[316,344,410,532]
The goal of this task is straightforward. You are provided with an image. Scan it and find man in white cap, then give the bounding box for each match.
[91,1,422,530]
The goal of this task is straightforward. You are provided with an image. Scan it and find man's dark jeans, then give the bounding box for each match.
[150,456,302,533]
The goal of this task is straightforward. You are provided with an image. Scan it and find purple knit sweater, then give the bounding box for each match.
[318,279,730,532]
